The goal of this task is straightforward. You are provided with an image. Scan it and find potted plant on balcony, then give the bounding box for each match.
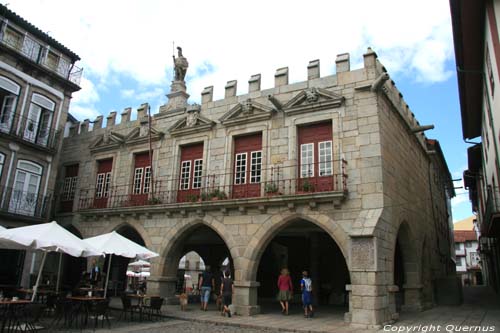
[147,197,162,205]
[298,179,315,194]
[186,194,200,203]
[211,189,227,201]
[265,182,281,196]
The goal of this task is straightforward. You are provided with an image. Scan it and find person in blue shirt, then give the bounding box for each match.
[300,270,314,318]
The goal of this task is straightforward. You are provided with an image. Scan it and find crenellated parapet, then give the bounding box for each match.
[62,47,434,169]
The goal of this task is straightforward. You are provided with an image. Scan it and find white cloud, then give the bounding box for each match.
[70,105,101,121]
[7,0,455,106]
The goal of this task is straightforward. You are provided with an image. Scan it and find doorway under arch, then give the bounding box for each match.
[162,224,234,306]
[255,219,350,316]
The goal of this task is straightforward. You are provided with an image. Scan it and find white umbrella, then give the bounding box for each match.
[128,259,151,268]
[0,221,102,301]
[83,231,158,297]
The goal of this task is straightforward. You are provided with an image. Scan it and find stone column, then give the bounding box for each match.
[233,280,260,316]
[147,275,178,304]
[402,283,423,311]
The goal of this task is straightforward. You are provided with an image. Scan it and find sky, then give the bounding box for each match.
[4,0,473,222]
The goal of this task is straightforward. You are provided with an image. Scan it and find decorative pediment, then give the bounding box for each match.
[169,104,215,136]
[89,131,125,153]
[220,98,274,126]
[124,124,164,146]
[282,87,344,115]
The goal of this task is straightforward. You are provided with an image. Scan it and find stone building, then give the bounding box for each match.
[55,47,456,327]
[454,217,483,286]
[0,4,82,286]
[450,0,500,296]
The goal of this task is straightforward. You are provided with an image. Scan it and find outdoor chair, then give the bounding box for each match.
[90,299,111,329]
[21,303,46,332]
[119,295,139,321]
[51,298,73,328]
[143,297,164,321]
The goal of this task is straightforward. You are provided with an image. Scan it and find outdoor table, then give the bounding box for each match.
[126,294,159,321]
[0,299,31,333]
[16,288,54,303]
[77,287,105,297]
[66,296,105,329]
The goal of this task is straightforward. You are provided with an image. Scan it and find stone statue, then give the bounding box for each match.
[173,46,189,81]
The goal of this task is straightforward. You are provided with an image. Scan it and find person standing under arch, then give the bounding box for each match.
[198,265,214,311]
[277,268,293,315]
[300,270,314,318]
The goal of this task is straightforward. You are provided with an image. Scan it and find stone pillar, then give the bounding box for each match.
[387,285,400,321]
[248,74,261,92]
[106,112,116,127]
[336,53,350,73]
[147,275,179,304]
[137,103,149,120]
[121,107,132,122]
[80,119,90,132]
[402,283,423,311]
[201,86,213,104]
[274,67,288,87]
[233,280,260,316]
[225,80,237,98]
[164,81,190,112]
[308,59,320,80]
[93,115,103,129]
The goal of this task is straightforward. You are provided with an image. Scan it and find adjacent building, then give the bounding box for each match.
[0,4,81,286]
[450,0,500,295]
[454,216,483,286]
[55,45,457,327]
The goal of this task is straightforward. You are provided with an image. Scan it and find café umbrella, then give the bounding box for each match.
[0,221,102,301]
[83,231,159,297]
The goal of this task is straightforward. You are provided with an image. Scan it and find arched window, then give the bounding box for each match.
[23,93,55,147]
[9,160,43,216]
[0,76,20,134]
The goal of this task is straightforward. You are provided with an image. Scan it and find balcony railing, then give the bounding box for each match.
[483,187,500,236]
[0,111,61,151]
[0,186,51,219]
[78,160,348,211]
[0,27,82,86]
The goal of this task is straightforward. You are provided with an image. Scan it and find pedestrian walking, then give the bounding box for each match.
[220,270,234,317]
[300,270,314,318]
[198,265,215,311]
[277,268,293,315]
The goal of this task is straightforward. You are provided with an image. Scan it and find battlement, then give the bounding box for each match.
[65,48,431,148]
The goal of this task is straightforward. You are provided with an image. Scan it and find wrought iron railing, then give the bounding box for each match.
[0,186,51,219]
[78,160,348,210]
[0,25,82,85]
[0,111,61,151]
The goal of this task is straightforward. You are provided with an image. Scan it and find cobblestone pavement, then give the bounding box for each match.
[42,286,500,333]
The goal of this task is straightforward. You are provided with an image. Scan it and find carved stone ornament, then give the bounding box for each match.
[305,88,319,103]
[241,99,253,115]
[186,104,201,127]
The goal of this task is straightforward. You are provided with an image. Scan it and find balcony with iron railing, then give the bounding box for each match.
[0,26,82,86]
[0,111,61,153]
[483,187,500,237]
[76,159,348,214]
[0,186,51,220]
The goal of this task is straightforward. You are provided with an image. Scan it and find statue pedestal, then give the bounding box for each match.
[160,80,190,114]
